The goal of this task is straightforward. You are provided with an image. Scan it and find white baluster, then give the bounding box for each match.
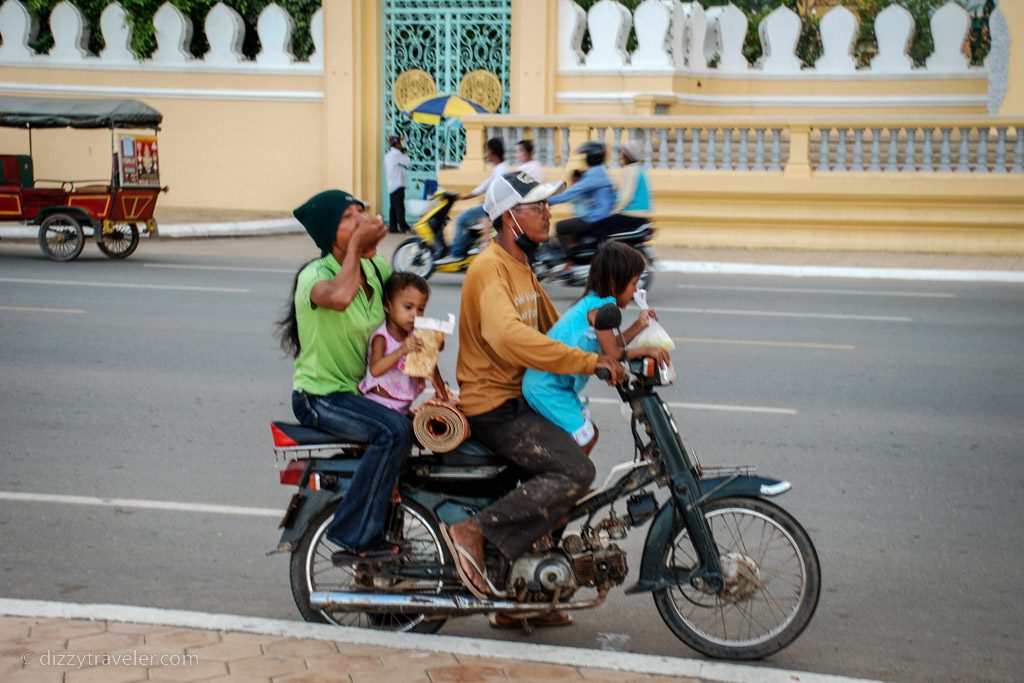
[256,4,295,66]
[716,3,748,72]
[757,5,801,73]
[706,128,717,169]
[975,128,989,173]
[769,128,782,171]
[852,128,864,171]
[559,0,586,69]
[992,127,1006,173]
[587,0,631,69]
[49,1,90,62]
[836,128,848,171]
[938,128,953,172]
[687,2,708,71]
[309,8,323,66]
[99,2,134,63]
[721,128,733,169]
[886,128,900,172]
[205,3,245,66]
[153,2,193,64]
[632,0,672,69]
[562,127,571,166]
[903,128,917,171]
[0,0,38,61]
[869,128,882,172]
[925,2,969,72]
[818,128,831,171]
[1013,128,1024,174]
[674,128,684,169]
[957,127,971,172]
[689,128,701,170]
[920,128,934,172]
[754,128,765,171]
[738,128,749,171]
[816,6,857,73]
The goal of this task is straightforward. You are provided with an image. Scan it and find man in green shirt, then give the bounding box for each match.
[278,189,410,564]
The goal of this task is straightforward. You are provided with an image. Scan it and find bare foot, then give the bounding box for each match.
[448,519,490,595]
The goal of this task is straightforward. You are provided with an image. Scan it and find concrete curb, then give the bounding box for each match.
[0,219,302,240]
[658,260,1024,284]
[0,598,885,683]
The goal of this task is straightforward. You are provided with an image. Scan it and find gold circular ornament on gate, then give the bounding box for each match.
[459,69,502,113]
[394,69,438,111]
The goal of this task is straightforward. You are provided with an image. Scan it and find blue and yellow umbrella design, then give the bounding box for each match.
[402,94,487,126]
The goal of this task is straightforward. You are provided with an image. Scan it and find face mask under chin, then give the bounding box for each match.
[509,211,540,256]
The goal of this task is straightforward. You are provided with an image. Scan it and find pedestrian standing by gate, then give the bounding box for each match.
[385,135,411,234]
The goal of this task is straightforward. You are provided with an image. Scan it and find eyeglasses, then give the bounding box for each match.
[513,201,549,213]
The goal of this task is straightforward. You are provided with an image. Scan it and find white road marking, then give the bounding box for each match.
[0,599,887,683]
[674,337,855,351]
[588,397,797,415]
[0,491,279,517]
[0,305,86,314]
[0,277,249,293]
[658,260,1024,283]
[145,263,295,274]
[676,283,955,298]
[656,306,911,322]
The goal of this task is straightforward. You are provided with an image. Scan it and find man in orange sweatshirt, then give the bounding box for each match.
[446,171,624,607]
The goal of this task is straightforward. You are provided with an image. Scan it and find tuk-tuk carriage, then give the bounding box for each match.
[0,96,167,261]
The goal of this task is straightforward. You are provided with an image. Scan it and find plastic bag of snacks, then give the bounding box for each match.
[629,288,675,350]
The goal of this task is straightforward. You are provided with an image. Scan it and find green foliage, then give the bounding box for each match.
[24,0,320,60]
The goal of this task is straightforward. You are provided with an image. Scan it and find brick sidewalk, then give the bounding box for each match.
[0,615,702,683]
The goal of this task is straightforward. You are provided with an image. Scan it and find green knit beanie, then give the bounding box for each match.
[293,189,365,256]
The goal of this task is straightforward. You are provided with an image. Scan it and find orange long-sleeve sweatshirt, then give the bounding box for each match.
[456,242,598,417]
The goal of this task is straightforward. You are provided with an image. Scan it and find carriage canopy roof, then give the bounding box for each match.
[0,96,162,130]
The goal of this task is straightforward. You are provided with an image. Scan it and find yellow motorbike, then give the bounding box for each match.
[391,190,491,279]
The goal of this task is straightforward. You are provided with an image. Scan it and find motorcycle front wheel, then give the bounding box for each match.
[289,499,449,634]
[653,497,820,660]
[392,237,435,279]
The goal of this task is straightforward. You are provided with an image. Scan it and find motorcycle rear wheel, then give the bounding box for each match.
[392,237,435,279]
[637,245,655,291]
[653,497,820,660]
[289,499,449,634]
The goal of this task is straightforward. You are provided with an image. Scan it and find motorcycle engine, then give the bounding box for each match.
[508,552,578,598]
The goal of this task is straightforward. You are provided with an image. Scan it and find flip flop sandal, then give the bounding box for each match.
[330,539,404,567]
[438,523,496,600]
[488,611,574,630]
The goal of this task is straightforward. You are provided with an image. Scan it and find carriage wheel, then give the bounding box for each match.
[96,222,140,259]
[38,213,85,262]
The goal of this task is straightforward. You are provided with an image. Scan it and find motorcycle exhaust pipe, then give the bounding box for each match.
[309,591,603,616]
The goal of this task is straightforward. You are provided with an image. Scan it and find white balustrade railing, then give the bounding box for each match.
[474,117,1023,175]
[0,0,322,70]
[558,0,993,76]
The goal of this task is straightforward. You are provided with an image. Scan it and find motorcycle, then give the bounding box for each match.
[269,304,820,660]
[531,220,657,291]
[391,189,489,279]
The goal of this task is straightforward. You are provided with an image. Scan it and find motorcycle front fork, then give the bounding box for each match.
[671,480,726,594]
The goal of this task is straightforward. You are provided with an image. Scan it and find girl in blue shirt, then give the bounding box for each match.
[523,242,671,453]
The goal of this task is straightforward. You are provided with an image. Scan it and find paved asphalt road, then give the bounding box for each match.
[2,235,1022,683]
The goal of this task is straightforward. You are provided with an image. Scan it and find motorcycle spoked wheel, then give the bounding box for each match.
[392,238,435,279]
[289,499,451,633]
[653,497,821,660]
[637,246,655,291]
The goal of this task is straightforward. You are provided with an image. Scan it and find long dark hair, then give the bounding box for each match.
[585,241,646,299]
[276,258,317,359]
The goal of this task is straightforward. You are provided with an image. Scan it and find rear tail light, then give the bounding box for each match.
[279,460,308,486]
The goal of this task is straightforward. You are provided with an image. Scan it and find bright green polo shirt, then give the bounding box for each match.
[292,253,391,396]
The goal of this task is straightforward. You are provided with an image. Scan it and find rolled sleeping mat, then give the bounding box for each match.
[412,400,470,453]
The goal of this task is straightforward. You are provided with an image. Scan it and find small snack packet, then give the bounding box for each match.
[404,313,456,378]
[630,289,675,350]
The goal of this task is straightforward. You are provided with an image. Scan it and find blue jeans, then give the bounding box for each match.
[452,204,487,258]
[292,390,413,550]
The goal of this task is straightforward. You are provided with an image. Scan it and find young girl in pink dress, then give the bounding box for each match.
[359,272,448,414]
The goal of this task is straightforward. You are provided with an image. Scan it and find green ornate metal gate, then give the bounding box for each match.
[382,0,511,211]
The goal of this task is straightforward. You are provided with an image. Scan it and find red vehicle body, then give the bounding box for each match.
[0,96,167,261]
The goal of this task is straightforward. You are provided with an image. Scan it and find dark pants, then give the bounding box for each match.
[292,390,413,550]
[556,214,647,248]
[389,187,409,233]
[468,398,596,560]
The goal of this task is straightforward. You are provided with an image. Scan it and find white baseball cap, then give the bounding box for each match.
[483,171,564,221]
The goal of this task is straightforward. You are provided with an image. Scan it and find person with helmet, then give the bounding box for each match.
[442,171,625,617]
[547,140,617,256]
[384,135,411,234]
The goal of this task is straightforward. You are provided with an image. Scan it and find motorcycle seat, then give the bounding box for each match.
[435,438,502,466]
[605,224,652,241]
[271,421,367,448]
